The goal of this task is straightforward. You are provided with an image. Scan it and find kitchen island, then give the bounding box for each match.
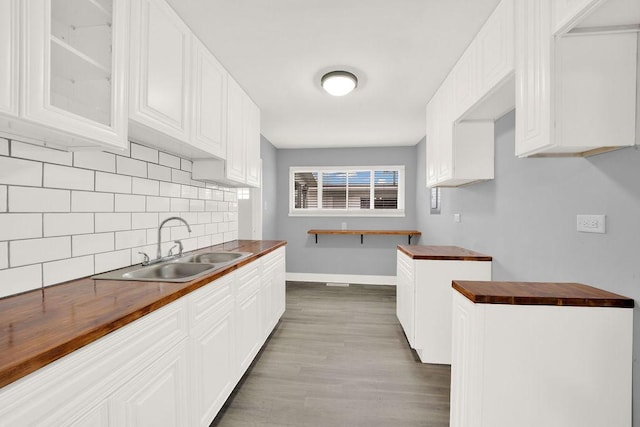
[450,280,633,427]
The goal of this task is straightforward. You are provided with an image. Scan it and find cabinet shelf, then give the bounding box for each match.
[51,0,111,30]
[51,36,110,80]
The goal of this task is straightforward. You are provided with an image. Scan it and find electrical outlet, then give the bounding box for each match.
[576,214,606,233]
[341,222,347,230]
[453,213,461,223]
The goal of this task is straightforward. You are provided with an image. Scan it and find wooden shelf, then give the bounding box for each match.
[307,229,422,245]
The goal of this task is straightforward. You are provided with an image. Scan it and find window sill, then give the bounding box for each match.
[289,210,405,218]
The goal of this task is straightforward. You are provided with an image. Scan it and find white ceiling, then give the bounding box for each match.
[166,0,502,149]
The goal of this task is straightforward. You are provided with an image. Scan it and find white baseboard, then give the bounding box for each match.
[286,272,396,286]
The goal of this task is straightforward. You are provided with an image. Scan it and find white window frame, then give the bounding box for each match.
[289,165,405,217]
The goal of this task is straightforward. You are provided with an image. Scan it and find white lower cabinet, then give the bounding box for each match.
[450,289,633,427]
[109,340,190,427]
[261,247,286,341]
[0,248,287,427]
[234,261,262,378]
[396,248,491,365]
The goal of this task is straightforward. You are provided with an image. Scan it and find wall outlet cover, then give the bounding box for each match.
[453,213,461,223]
[576,214,606,233]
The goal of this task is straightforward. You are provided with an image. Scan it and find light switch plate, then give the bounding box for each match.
[577,214,606,233]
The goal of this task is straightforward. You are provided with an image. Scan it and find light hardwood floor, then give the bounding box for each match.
[211,282,451,427]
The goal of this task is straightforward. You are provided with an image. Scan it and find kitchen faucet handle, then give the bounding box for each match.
[174,240,184,257]
[138,251,150,265]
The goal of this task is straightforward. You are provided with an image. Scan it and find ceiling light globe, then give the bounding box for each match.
[321,71,358,96]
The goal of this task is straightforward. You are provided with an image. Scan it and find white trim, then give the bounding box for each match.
[288,210,405,218]
[286,272,397,286]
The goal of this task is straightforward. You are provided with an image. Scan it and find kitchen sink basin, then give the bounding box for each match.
[179,251,252,264]
[92,251,253,282]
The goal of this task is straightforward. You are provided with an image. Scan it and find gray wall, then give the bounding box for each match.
[260,135,278,240]
[276,146,418,276]
[417,110,640,421]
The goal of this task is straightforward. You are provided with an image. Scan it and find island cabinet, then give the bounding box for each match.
[450,281,634,427]
[396,246,492,365]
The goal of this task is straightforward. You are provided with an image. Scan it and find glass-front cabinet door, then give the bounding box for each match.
[22,0,129,150]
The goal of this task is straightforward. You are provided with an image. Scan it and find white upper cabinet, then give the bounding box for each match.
[553,0,603,34]
[515,0,639,157]
[191,37,227,159]
[245,97,261,187]
[0,0,19,118]
[129,0,191,145]
[13,0,129,150]
[225,76,247,184]
[427,0,512,187]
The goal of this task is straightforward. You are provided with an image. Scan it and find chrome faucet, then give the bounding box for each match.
[157,216,192,260]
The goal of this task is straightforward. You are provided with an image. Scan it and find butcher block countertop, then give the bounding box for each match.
[453,280,634,308]
[0,240,286,389]
[397,245,492,261]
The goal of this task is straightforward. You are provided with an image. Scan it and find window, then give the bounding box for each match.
[290,166,405,216]
[237,188,250,200]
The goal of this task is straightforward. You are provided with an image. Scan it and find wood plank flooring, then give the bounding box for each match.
[211,282,451,427]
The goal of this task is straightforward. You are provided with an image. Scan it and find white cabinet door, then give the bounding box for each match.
[129,0,191,143]
[245,97,261,188]
[21,0,129,149]
[514,0,554,156]
[109,340,190,427]
[477,0,514,94]
[69,402,110,427]
[396,251,415,347]
[0,0,18,117]
[436,80,453,183]
[553,0,602,33]
[235,263,261,377]
[189,276,236,427]
[452,45,477,120]
[191,37,227,159]
[225,77,246,184]
[425,102,438,188]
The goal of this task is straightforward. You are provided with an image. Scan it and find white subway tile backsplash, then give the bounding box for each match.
[198,188,212,200]
[181,185,198,199]
[44,213,93,237]
[0,242,7,269]
[12,141,73,166]
[96,172,132,194]
[159,182,181,197]
[190,200,205,211]
[132,178,159,196]
[0,186,6,212]
[117,156,147,178]
[205,223,218,235]
[171,198,189,211]
[146,196,171,212]
[0,141,238,298]
[0,157,42,187]
[44,164,94,191]
[11,236,71,267]
[43,256,93,286]
[148,164,172,182]
[95,213,131,232]
[132,212,158,229]
[72,191,114,212]
[0,214,42,241]
[115,194,145,212]
[197,212,212,224]
[224,191,237,202]
[74,151,116,173]
[159,152,180,169]
[224,231,237,242]
[95,249,130,274]
[10,187,70,212]
[73,232,114,256]
[115,229,147,250]
[130,143,158,164]
[0,265,42,298]
[172,169,191,185]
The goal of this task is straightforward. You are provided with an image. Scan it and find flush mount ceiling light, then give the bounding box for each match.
[321,71,358,96]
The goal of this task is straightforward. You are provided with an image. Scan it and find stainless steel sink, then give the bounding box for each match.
[91,251,253,282]
[179,251,252,264]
